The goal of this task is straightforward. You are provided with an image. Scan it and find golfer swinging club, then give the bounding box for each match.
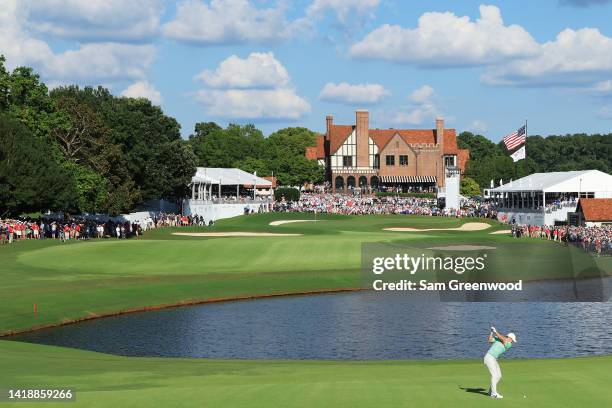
[484,326,517,399]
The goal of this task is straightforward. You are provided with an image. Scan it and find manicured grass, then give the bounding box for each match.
[1,213,611,407]
[2,340,612,407]
[0,213,608,335]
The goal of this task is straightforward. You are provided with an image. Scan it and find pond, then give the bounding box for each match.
[10,287,612,360]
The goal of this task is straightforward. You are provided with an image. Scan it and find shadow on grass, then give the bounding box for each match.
[459,386,489,396]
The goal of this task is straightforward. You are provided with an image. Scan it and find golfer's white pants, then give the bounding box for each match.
[484,353,502,395]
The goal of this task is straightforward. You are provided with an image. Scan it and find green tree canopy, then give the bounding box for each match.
[0,114,77,216]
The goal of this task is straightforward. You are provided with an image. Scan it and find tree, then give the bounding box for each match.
[189,123,265,168]
[146,139,197,203]
[264,127,324,185]
[0,114,77,216]
[234,157,271,176]
[50,90,108,162]
[460,176,481,197]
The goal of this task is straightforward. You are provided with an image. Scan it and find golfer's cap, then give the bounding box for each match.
[508,333,517,343]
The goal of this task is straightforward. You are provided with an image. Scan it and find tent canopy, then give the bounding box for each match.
[489,170,612,193]
[191,167,272,187]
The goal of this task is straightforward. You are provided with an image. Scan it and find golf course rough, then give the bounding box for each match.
[1,213,611,407]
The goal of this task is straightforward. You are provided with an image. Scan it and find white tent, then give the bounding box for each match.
[489,170,612,195]
[192,167,272,187]
[190,167,272,201]
[489,170,612,225]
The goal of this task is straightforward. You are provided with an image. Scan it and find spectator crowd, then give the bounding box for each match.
[511,223,611,256]
[0,212,216,245]
[274,192,498,218]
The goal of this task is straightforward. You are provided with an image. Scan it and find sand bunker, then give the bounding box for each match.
[490,230,512,235]
[269,220,317,226]
[384,222,491,232]
[427,245,496,251]
[172,232,302,237]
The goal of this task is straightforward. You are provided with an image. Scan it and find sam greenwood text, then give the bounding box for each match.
[373,280,523,291]
[369,253,523,292]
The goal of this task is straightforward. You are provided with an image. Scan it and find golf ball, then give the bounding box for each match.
[523,395,527,398]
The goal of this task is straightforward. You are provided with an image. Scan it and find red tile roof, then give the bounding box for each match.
[315,134,325,158]
[305,146,317,160]
[305,134,327,160]
[328,125,459,155]
[578,198,612,221]
[328,125,354,154]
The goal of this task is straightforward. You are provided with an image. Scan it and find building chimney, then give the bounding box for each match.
[326,115,333,141]
[436,116,444,148]
[436,116,445,188]
[356,110,369,167]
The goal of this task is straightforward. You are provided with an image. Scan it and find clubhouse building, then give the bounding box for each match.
[306,110,469,193]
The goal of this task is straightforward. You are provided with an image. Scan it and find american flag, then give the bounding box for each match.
[503,125,526,150]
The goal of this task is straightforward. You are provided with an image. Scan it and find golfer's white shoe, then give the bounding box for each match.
[491,393,504,399]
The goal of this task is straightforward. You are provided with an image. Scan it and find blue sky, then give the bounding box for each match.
[1,0,612,140]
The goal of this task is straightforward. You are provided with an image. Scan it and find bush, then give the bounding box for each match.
[460,176,481,197]
[375,192,436,199]
[274,187,300,202]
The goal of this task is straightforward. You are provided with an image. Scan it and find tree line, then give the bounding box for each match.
[2,55,609,216]
[458,131,611,193]
[0,56,323,217]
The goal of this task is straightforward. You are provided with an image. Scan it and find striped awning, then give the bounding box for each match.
[380,175,437,183]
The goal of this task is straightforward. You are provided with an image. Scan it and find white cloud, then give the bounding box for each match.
[307,0,380,23]
[195,52,289,89]
[0,0,156,85]
[22,0,162,42]
[349,5,539,66]
[589,80,612,95]
[597,106,612,119]
[319,82,389,104]
[468,119,488,133]
[45,43,156,84]
[483,28,612,87]
[409,85,434,103]
[196,89,310,119]
[163,0,309,45]
[390,85,438,125]
[194,52,310,120]
[121,80,162,105]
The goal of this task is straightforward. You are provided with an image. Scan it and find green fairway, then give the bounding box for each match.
[2,340,612,407]
[1,213,611,407]
[0,213,608,335]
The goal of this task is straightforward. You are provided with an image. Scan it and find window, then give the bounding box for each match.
[342,155,353,167]
[385,155,395,166]
[373,154,380,169]
[399,155,408,166]
[444,156,456,167]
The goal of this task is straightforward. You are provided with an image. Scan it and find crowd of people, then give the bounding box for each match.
[0,212,219,245]
[274,192,498,218]
[2,192,609,257]
[0,218,142,244]
[511,223,611,256]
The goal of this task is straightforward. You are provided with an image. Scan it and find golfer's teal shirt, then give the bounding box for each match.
[487,336,512,359]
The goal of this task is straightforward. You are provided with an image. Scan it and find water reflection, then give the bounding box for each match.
[10,290,612,360]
